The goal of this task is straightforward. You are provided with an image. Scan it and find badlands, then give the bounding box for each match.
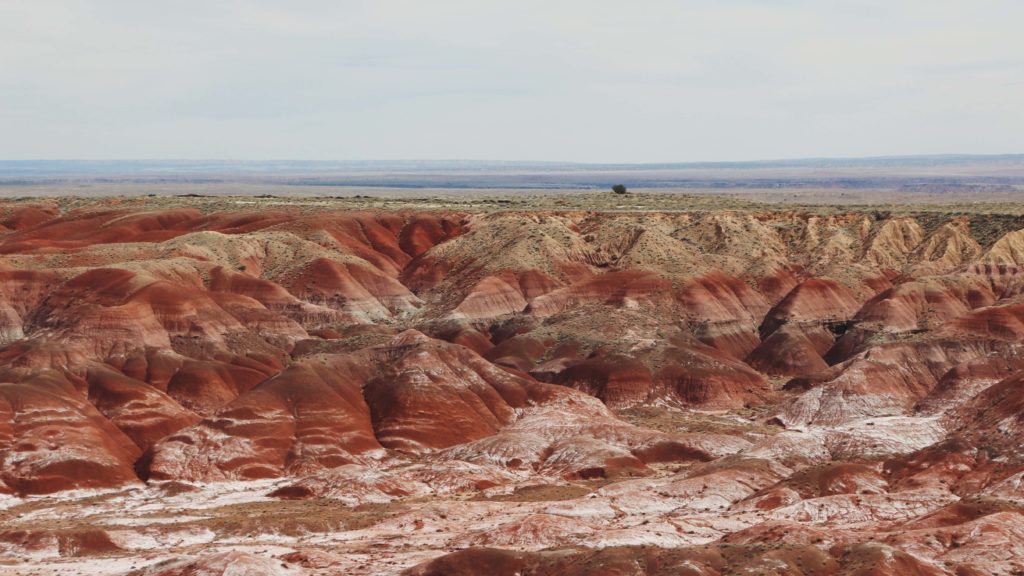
[1,194,1024,574]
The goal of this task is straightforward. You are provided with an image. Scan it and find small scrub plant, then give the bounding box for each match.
[611,184,628,195]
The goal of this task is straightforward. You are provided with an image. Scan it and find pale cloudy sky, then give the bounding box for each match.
[1,1,1022,162]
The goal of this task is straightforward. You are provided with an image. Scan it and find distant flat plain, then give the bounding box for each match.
[0,155,1021,213]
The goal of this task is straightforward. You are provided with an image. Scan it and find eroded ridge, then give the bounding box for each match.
[2,199,1024,575]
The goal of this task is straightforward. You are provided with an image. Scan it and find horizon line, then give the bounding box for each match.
[2,152,1024,167]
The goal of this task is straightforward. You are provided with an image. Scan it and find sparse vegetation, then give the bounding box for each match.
[11,186,1020,218]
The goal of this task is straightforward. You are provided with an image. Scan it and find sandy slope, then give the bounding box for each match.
[1,197,1024,575]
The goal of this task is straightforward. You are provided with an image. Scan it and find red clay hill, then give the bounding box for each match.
[2,199,1024,575]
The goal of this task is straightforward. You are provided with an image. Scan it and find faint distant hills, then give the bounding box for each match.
[1,155,1024,190]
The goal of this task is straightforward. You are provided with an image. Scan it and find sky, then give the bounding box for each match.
[1,1,1023,163]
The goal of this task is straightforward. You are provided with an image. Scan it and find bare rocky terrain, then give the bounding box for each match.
[2,192,1024,575]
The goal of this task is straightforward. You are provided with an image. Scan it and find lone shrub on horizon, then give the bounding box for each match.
[612,184,628,195]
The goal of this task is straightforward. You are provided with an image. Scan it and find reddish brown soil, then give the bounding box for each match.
[2,197,1024,575]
